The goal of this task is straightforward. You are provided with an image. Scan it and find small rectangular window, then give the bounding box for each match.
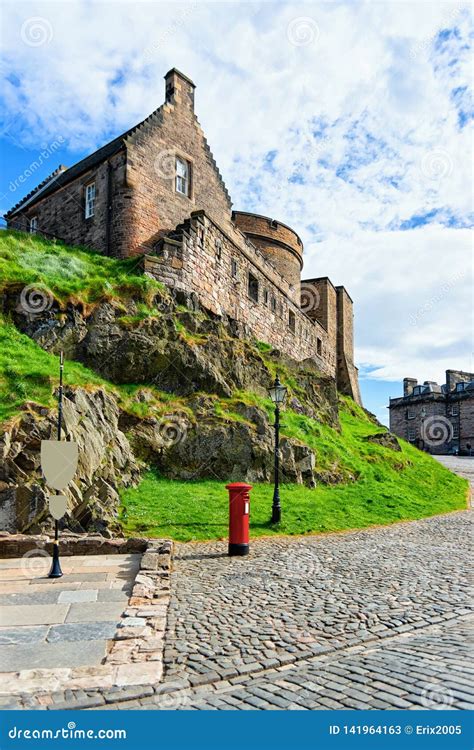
[407,409,415,420]
[29,216,38,234]
[176,156,190,196]
[317,337,322,355]
[215,238,222,261]
[85,183,96,218]
[408,427,416,442]
[271,296,276,312]
[248,272,259,302]
[452,425,459,438]
[264,290,269,305]
[288,310,296,332]
[451,404,459,416]
[231,258,238,278]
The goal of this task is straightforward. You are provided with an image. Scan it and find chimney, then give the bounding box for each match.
[164,68,195,112]
[403,378,417,397]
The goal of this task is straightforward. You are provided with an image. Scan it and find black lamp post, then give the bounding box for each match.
[49,351,64,579]
[268,375,287,524]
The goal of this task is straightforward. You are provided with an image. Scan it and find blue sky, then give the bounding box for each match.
[1,1,472,425]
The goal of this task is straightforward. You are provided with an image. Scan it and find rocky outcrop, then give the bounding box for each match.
[0,388,140,536]
[364,432,401,452]
[5,289,339,425]
[128,401,317,486]
[1,287,347,534]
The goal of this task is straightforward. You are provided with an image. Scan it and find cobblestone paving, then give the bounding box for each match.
[162,512,472,690]
[104,615,473,710]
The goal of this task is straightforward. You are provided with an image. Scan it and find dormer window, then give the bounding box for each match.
[176,157,190,196]
[29,216,38,234]
[85,182,95,218]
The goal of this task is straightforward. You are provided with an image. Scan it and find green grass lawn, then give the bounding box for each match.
[0,229,163,307]
[120,440,468,542]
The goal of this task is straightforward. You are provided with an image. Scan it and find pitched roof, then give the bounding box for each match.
[5,105,165,218]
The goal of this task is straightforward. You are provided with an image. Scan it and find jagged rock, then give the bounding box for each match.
[364,432,401,452]
[0,387,140,535]
[7,291,339,423]
[135,405,317,486]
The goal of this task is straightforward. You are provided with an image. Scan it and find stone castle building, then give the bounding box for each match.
[5,68,361,404]
[389,370,474,454]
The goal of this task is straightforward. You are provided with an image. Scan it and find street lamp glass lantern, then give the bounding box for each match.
[269,376,287,405]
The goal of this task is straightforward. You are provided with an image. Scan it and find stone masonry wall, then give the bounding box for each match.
[144,210,335,373]
[8,153,131,257]
[389,390,474,454]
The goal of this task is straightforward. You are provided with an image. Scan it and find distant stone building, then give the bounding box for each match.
[389,370,474,454]
[5,68,361,403]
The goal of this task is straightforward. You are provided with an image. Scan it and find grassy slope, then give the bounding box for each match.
[0,230,468,540]
[0,229,161,306]
[120,397,467,541]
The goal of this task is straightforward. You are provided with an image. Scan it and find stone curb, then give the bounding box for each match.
[0,532,149,559]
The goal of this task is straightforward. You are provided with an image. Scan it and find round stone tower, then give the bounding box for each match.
[232,211,303,296]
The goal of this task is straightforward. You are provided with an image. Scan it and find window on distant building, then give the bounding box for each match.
[29,216,38,234]
[85,183,96,218]
[248,272,259,302]
[176,156,190,196]
[271,296,276,312]
[451,404,459,416]
[288,310,296,332]
[264,290,269,305]
[408,427,416,442]
[456,382,465,392]
[231,258,238,278]
[452,424,459,439]
[407,409,415,420]
[317,337,322,356]
[215,238,222,261]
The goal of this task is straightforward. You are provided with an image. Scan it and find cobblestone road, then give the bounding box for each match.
[2,459,472,710]
[103,510,473,711]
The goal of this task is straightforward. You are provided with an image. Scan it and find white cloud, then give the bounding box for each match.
[1,0,472,388]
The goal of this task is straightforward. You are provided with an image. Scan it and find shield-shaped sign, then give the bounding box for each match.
[49,494,68,520]
[41,440,78,491]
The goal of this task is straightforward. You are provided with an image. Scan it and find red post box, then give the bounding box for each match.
[226,482,252,556]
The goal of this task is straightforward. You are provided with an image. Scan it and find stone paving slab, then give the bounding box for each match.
[0,542,172,701]
[0,627,49,645]
[1,604,70,626]
[65,602,126,623]
[47,622,119,643]
[58,589,98,603]
[0,640,108,671]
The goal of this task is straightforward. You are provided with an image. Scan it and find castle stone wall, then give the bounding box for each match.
[144,210,335,373]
